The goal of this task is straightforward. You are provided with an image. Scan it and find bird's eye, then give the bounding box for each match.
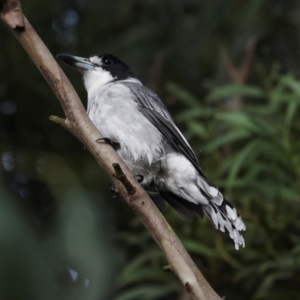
[103,58,113,65]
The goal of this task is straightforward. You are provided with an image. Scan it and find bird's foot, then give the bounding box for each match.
[96,137,113,146]
[109,182,120,199]
[134,175,144,183]
[96,137,120,150]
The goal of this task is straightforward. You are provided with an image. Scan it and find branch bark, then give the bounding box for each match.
[0,1,221,299]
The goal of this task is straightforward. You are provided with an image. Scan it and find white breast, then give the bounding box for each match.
[87,81,165,167]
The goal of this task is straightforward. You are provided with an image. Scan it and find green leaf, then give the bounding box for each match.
[186,121,208,139]
[176,107,213,122]
[181,238,218,257]
[119,268,167,286]
[284,100,298,131]
[115,284,179,300]
[117,249,163,287]
[255,272,292,296]
[281,74,300,96]
[215,112,259,132]
[258,260,279,273]
[250,115,279,138]
[203,129,251,152]
[291,244,300,255]
[225,139,262,189]
[207,84,265,102]
[167,82,200,107]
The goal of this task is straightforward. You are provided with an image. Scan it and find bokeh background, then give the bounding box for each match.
[1,0,300,299]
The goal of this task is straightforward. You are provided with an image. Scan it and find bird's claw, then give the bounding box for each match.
[134,175,144,183]
[96,137,113,146]
[96,137,120,150]
[109,182,121,199]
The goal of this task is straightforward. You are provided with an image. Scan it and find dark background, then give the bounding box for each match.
[0,0,300,299]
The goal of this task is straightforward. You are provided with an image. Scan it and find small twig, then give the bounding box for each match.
[220,36,256,85]
[49,115,72,131]
[112,163,136,195]
[163,265,173,272]
[220,36,257,110]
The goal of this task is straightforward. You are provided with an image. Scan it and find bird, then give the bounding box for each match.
[57,52,246,249]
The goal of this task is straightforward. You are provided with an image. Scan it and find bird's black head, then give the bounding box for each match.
[90,53,137,81]
[57,52,136,81]
[57,52,139,92]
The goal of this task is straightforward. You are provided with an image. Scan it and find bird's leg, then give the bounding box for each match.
[96,138,120,150]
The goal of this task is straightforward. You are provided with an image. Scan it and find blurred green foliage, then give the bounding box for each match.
[1,0,300,299]
[116,75,300,300]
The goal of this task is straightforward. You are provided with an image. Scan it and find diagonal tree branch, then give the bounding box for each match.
[0,1,222,299]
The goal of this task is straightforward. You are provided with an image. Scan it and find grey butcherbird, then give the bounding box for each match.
[57,53,246,249]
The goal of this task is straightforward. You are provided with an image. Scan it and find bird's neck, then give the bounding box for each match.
[83,69,115,97]
[84,72,142,97]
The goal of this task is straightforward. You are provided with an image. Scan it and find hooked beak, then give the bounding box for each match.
[56,54,95,71]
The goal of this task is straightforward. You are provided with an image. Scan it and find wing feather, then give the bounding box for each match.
[122,82,207,179]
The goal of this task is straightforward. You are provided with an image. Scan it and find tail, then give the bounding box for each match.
[202,195,246,250]
[149,190,246,250]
